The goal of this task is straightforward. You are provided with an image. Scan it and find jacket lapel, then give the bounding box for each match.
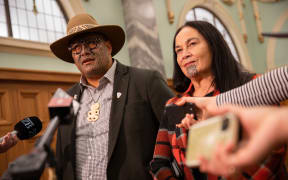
[108,62,129,161]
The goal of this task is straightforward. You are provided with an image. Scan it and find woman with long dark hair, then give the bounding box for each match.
[150,21,287,180]
[172,21,253,94]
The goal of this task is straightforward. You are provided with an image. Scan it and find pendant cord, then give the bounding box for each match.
[87,87,105,104]
[205,80,215,95]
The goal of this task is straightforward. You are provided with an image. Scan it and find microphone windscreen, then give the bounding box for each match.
[14,116,42,140]
[48,88,79,124]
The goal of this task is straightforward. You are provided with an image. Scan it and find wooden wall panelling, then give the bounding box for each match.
[0,90,13,126]
[17,88,46,153]
[0,88,16,174]
[0,68,80,179]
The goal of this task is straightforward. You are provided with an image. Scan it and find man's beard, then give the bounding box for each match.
[85,58,109,78]
[82,46,110,78]
[186,65,198,77]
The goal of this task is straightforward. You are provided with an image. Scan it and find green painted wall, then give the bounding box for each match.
[259,1,288,70]
[0,0,287,77]
[243,0,288,73]
[275,21,288,67]
[0,52,77,71]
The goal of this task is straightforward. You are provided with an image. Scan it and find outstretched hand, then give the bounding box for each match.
[197,105,288,177]
[0,132,18,153]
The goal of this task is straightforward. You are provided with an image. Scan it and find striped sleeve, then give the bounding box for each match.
[216,66,288,106]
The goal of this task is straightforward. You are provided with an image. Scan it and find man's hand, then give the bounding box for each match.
[0,132,18,153]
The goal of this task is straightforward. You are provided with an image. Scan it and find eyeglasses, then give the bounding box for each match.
[68,37,105,55]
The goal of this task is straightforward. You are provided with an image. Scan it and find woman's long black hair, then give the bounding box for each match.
[173,21,254,93]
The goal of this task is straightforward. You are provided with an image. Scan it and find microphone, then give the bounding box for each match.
[37,88,79,147]
[0,116,42,143]
[48,88,79,123]
[7,88,79,179]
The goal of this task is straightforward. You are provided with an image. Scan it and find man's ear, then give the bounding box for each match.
[105,41,112,54]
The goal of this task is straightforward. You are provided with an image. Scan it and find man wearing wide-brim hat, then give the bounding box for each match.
[50,13,174,180]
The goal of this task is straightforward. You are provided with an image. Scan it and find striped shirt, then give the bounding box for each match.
[75,61,116,180]
[217,66,288,106]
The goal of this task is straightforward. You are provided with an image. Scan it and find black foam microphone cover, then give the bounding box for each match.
[14,116,42,140]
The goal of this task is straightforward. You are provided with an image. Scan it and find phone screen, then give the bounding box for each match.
[164,103,198,130]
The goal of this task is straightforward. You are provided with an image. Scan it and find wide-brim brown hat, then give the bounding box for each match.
[50,13,125,63]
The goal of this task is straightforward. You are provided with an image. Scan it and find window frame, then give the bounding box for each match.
[0,0,84,57]
[178,0,253,71]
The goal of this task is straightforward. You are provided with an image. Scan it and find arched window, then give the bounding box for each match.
[185,7,239,61]
[0,0,84,57]
[0,0,67,43]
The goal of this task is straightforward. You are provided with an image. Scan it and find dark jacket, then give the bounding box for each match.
[56,61,174,180]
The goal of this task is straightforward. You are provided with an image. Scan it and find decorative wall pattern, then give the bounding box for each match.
[121,0,166,78]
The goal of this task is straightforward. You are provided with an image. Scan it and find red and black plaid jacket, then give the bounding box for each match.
[150,82,288,180]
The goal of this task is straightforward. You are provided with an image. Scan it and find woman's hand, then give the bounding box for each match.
[175,96,217,129]
[176,113,197,129]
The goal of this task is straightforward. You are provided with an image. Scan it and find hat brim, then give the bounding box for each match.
[50,25,125,63]
[262,32,288,38]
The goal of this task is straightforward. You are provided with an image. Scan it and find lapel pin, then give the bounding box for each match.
[74,94,78,100]
[117,92,122,99]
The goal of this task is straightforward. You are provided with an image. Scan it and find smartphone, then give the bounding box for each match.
[185,112,240,167]
[164,103,198,130]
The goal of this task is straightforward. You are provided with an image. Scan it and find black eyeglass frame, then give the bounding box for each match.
[68,35,107,55]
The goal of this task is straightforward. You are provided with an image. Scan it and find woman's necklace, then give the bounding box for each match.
[193,81,214,97]
[87,88,104,122]
[205,81,214,96]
